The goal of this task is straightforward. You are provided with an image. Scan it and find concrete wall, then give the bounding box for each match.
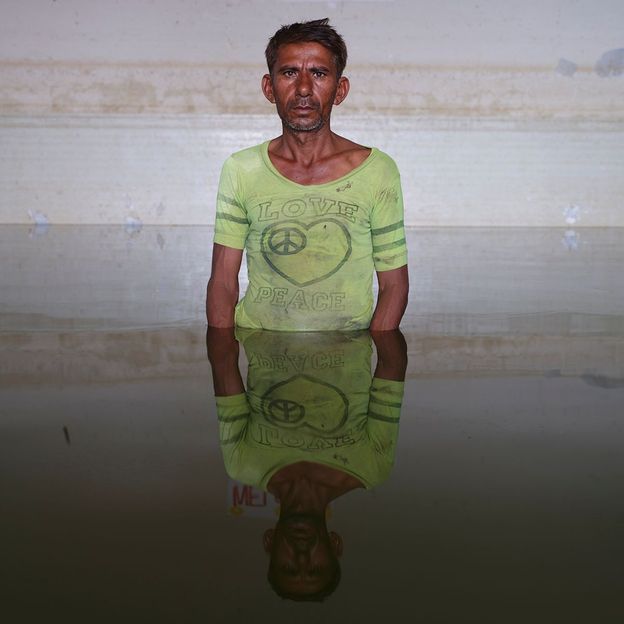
[1,0,623,225]
[2,226,623,332]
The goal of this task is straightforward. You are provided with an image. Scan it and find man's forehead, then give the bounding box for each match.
[274,42,336,67]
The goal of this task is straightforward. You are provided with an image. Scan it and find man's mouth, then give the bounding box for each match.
[291,102,317,111]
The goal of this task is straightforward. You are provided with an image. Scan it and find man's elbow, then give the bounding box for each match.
[381,266,409,299]
[206,277,239,327]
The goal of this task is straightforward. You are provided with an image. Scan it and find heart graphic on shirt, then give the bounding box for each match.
[260,219,352,287]
[261,374,349,434]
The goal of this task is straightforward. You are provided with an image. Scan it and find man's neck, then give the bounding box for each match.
[272,125,339,164]
[268,461,363,515]
[267,127,369,185]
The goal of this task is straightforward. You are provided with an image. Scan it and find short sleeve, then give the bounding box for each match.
[216,393,250,445]
[213,157,249,250]
[370,158,408,271]
[216,393,250,478]
[366,377,404,456]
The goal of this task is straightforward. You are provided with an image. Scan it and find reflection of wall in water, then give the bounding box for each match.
[3,327,622,387]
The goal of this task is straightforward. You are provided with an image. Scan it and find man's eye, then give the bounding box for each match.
[283,70,296,77]
[313,71,326,78]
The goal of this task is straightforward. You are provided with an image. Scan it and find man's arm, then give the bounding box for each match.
[206,243,243,327]
[371,329,407,381]
[369,265,409,331]
[206,327,245,396]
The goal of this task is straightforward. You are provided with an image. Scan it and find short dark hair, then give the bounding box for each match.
[265,18,348,78]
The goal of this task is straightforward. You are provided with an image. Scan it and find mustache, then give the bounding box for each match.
[289,99,319,109]
[281,513,317,525]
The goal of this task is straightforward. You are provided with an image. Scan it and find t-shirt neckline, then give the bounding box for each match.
[260,140,377,189]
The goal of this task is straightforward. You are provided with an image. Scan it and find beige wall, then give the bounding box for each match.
[1,0,623,225]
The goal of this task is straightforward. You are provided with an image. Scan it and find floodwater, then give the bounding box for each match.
[1,226,623,623]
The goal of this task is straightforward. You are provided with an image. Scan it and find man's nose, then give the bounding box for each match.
[296,72,312,96]
[296,550,310,567]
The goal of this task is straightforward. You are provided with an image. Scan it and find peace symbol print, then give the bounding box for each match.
[261,374,349,433]
[267,226,307,256]
[267,398,305,424]
[260,219,352,287]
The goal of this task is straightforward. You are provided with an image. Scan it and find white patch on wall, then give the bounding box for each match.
[563,205,581,225]
[29,224,50,238]
[27,209,50,226]
[27,210,51,238]
[561,229,581,251]
[123,193,143,233]
[125,215,143,235]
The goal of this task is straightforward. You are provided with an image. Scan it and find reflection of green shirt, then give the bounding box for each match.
[213,141,407,331]
[216,330,405,490]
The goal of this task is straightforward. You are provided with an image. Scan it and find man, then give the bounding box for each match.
[206,18,408,331]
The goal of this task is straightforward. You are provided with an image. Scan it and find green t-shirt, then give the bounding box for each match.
[213,141,407,331]
[216,330,405,490]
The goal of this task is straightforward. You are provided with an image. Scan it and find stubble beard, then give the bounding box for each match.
[281,113,325,134]
[279,98,331,134]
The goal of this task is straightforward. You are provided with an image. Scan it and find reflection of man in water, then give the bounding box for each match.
[207,328,407,600]
[206,18,408,331]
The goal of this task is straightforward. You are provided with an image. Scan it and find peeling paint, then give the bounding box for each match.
[595,48,624,77]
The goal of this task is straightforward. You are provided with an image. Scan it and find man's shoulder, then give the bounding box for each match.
[352,147,401,185]
[368,147,400,174]
[225,141,268,170]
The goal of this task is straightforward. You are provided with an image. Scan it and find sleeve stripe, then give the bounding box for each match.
[216,211,248,225]
[217,193,243,210]
[372,238,406,253]
[368,411,400,423]
[220,430,247,445]
[370,396,403,408]
[371,220,404,236]
[217,411,249,422]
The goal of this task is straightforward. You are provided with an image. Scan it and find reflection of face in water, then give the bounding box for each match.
[207,328,407,601]
[263,513,343,601]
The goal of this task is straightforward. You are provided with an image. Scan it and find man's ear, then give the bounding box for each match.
[329,531,343,558]
[262,74,275,103]
[263,528,275,553]
[333,76,350,106]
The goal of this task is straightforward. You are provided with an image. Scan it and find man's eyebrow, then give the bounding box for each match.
[276,64,298,72]
[275,64,332,73]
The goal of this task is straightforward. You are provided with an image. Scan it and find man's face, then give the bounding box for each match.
[264,514,342,597]
[262,42,349,133]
